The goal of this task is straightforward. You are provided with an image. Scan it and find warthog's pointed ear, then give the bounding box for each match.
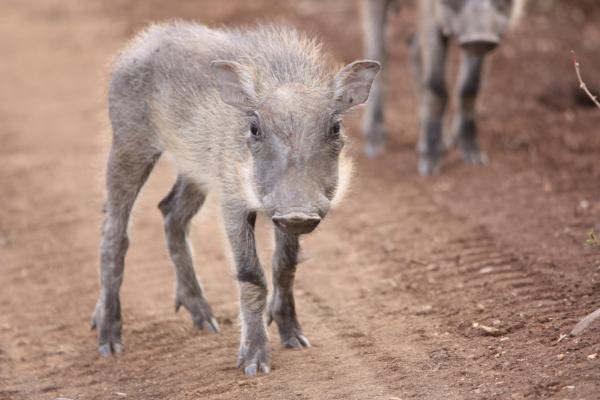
[211,60,257,111]
[333,60,381,113]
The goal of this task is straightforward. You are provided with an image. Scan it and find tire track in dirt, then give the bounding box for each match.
[298,153,600,399]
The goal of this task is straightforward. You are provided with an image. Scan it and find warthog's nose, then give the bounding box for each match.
[460,40,498,54]
[458,35,499,54]
[272,212,321,235]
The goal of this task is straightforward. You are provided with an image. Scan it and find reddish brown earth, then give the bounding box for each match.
[1,1,600,399]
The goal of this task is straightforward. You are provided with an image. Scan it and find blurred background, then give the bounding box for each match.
[1,1,600,399]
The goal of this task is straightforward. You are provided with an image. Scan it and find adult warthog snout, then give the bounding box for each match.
[453,0,512,52]
[459,39,498,54]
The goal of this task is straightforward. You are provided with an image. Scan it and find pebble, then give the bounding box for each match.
[472,322,506,337]
[557,353,565,360]
[414,305,434,316]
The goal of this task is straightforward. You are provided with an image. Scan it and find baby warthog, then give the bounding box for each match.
[91,22,379,375]
[362,0,522,175]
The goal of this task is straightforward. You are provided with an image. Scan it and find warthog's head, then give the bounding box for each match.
[438,0,520,54]
[212,60,380,235]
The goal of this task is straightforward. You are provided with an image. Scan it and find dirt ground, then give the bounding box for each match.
[2,0,600,399]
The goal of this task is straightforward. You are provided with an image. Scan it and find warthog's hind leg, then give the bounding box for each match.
[158,176,219,332]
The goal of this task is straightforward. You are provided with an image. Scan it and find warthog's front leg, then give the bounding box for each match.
[452,48,488,165]
[268,228,309,349]
[223,203,270,376]
[92,144,160,356]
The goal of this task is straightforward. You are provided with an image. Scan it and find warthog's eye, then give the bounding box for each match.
[330,121,341,137]
[327,121,344,154]
[249,121,261,139]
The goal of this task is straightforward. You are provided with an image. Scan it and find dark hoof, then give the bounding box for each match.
[198,317,220,333]
[91,300,123,358]
[237,341,271,376]
[98,342,124,357]
[268,308,310,349]
[418,156,441,176]
[282,331,311,349]
[462,148,489,165]
[175,294,220,333]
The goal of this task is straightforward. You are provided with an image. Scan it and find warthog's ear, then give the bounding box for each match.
[211,60,257,111]
[333,60,381,113]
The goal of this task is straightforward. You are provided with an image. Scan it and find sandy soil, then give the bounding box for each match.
[1,1,600,399]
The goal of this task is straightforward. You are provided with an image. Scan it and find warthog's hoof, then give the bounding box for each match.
[97,342,123,357]
[456,137,488,166]
[175,292,220,333]
[461,146,489,166]
[281,330,310,349]
[237,341,271,376]
[418,155,441,176]
[268,306,311,349]
[91,303,124,357]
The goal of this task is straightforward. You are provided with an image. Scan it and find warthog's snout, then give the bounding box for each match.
[272,212,321,235]
[459,37,498,54]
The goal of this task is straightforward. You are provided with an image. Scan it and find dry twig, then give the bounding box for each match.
[571,50,600,110]
[585,230,600,249]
